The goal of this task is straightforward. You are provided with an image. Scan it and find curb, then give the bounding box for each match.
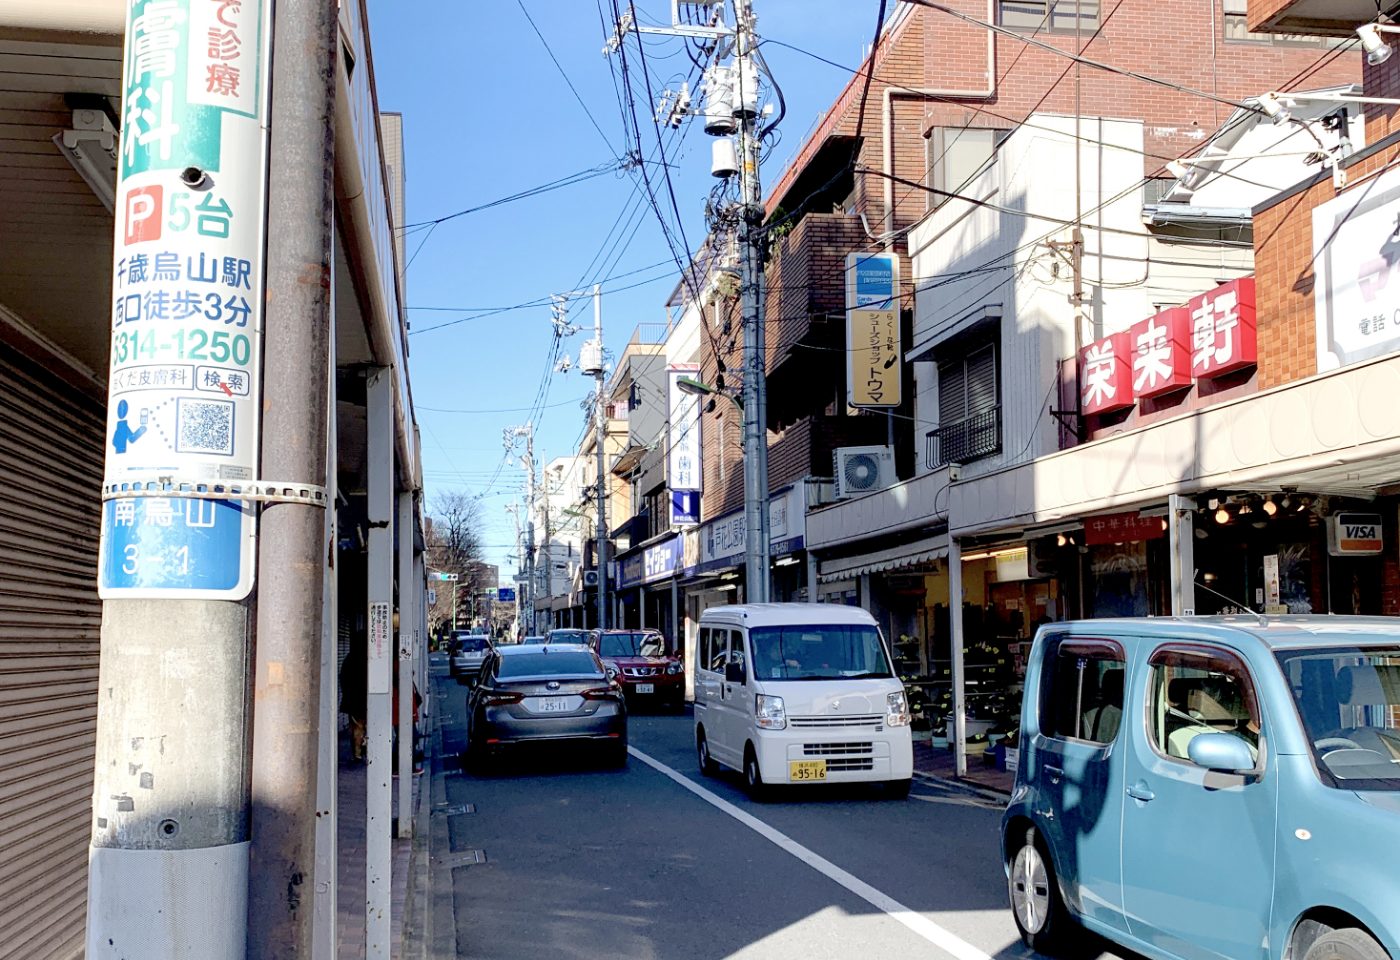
[911,769,1010,805]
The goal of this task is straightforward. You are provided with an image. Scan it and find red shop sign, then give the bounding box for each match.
[1084,511,1166,545]
[1080,331,1133,415]
[1189,276,1257,379]
[1129,306,1192,398]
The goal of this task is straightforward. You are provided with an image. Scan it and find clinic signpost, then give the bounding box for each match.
[98,0,272,599]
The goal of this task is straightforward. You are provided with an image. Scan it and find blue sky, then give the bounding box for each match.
[366,0,878,576]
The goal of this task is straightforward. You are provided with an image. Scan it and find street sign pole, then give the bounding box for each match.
[88,1,275,956]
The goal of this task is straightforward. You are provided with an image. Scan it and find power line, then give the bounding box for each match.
[514,0,618,153]
[399,161,622,230]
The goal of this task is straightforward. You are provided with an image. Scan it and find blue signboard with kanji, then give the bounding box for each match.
[100,497,250,592]
[497,587,516,602]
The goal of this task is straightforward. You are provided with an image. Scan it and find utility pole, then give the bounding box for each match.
[733,0,771,603]
[247,0,338,953]
[609,1,773,601]
[591,284,610,630]
[521,424,536,637]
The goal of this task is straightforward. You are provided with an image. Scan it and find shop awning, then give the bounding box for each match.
[818,536,947,582]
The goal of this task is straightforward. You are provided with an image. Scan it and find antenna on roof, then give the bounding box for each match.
[1193,574,1267,626]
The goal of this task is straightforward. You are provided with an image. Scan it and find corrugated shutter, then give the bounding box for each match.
[966,343,998,414]
[0,343,104,960]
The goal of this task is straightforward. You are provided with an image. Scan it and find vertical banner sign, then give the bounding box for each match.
[368,601,391,694]
[845,253,901,407]
[668,363,702,525]
[98,0,271,599]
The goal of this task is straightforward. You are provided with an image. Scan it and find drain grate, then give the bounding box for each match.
[437,848,486,868]
[434,803,475,816]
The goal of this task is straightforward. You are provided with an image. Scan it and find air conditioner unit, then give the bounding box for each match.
[832,446,895,500]
[583,570,600,587]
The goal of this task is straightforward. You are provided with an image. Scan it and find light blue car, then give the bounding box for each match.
[1003,616,1400,960]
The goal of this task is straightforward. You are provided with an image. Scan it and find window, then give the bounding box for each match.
[1147,646,1260,764]
[727,631,748,681]
[1041,640,1126,744]
[926,128,1005,210]
[748,625,894,681]
[495,651,603,680]
[1276,646,1400,790]
[999,0,1098,32]
[931,340,1000,466]
[599,631,665,658]
[702,627,732,673]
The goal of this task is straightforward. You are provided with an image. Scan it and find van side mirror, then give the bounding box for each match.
[725,661,745,684]
[1187,732,1256,773]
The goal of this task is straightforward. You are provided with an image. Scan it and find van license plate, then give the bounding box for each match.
[538,697,569,713]
[789,760,827,782]
[635,683,654,694]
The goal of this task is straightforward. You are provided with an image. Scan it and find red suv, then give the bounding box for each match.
[590,630,684,710]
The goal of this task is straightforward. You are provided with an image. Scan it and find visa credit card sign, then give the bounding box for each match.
[99,0,272,600]
[1328,513,1383,556]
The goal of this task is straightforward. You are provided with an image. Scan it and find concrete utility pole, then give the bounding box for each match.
[592,284,610,630]
[246,0,338,953]
[733,0,771,603]
[522,424,536,636]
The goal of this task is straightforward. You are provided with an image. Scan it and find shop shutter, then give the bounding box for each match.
[0,343,104,960]
[966,342,998,414]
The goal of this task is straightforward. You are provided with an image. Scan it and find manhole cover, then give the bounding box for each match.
[438,849,486,868]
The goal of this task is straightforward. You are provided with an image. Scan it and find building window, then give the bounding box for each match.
[1220,0,1345,46]
[999,0,1098,32]
[929,340,1000,467]
[926,128,1006,210]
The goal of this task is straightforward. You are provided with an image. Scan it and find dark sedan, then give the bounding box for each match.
[465,645,627,768]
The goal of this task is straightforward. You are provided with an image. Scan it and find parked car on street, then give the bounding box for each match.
[693,603,912,799]
[449,630,492,684]
[1004,616,1400,960]
[465,644,627,768]
[588,629,684,710]
[546,628,592,646]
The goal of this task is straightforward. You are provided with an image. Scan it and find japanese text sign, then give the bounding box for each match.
[1313,164,1400,371]
[667,363,702,525]
[1188,277,1256,379]
[99,0,271,601]
[1129,307,1192,398]
[1080,332,1133,415]
[845,253,901,407]
[1084,511,1166,546]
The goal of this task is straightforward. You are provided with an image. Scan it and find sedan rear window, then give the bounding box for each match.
[496,652,602,679]
[454,635,489,652]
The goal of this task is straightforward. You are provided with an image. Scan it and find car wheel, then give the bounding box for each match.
[696,728,718,777]
[608,739,629,769]
[884,778,913,800]
[1008,827,1076,954]
[743,745,770,801]
[1303,929,1391,960]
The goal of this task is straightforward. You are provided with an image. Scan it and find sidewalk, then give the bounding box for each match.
[337,730,421,959]
[913,740,1014,795]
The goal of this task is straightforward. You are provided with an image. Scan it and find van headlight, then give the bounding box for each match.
[886,690,911,727]
[755,694,787,730]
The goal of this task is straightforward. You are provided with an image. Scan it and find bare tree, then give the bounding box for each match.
[425,491,485,635]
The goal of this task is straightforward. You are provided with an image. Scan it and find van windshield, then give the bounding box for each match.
[1276,646,1400,791]
[749,625,893,681]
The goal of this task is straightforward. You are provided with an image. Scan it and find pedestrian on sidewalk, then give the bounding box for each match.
[341,629,368,762]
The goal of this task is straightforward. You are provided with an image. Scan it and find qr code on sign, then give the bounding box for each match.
[175,398,235,455]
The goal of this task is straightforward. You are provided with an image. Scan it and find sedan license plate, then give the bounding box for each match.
[789,760,827,782]
[538,696,570,713]
[635,683,654,694]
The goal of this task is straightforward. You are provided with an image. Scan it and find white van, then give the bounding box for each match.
[694,603,913,798]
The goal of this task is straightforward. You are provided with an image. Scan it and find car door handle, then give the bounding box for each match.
[1044,765,1063,784]
[1126,782,1156,802]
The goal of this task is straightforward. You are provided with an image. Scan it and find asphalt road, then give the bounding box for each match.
[424,655,1133,960]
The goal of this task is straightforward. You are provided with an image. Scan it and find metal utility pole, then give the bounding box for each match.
[733,0,771,603]
[247,0,338,953]
[592,284,610,630]
[521,424,537,636]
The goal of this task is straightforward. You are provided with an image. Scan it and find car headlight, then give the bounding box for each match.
[605,664,619,680]
[666,661,683,675]
[886,690,911,727]
[755,694,787,730]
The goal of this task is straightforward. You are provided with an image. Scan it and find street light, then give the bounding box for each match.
[676,376,743,409]
[1357,22,1398,66]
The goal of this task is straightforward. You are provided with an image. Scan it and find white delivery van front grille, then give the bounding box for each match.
[789,714,883,729]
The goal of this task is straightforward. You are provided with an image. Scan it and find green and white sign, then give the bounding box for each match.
[99,0,272,600]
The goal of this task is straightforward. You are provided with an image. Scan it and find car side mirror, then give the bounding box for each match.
[1187,732,1256,773]
[725,661,745,684]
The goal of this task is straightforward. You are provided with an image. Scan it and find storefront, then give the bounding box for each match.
[613,532,683,649]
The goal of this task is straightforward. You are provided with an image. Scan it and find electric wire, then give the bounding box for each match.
[515,0,619,153]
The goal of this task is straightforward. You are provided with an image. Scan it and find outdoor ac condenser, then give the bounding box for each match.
[832,445,894,500]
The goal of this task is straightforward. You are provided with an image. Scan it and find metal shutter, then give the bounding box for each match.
[0,343,104,960]
[966,342,998,414]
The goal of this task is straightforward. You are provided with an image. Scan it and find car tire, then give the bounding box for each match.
[884,778,913,800]
[608,739,629,769]
[697,728,719,777]
[743,745,770,802]
[1303,929,1391,960]
[1008,826,1076,955]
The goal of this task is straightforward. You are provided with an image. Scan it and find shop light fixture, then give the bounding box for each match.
[1357,22,1399,66]
[1262,497,1279,516]
[773,556,799,567]
[1215,506,1231,524]
[53,109,117,213]
[959,546,1028,562]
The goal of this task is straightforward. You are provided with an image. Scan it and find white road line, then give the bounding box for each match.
[627,746,996,960]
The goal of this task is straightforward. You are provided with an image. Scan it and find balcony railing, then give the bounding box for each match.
[926,405,1001,469]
